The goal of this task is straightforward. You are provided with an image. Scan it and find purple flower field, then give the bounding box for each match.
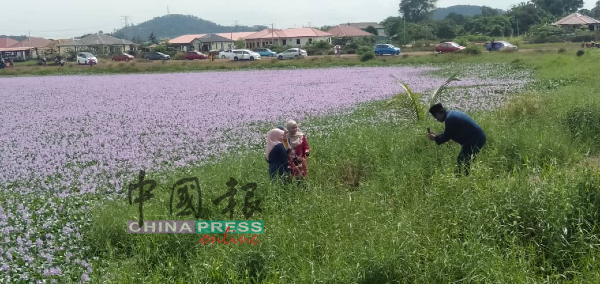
[0,65,531,282]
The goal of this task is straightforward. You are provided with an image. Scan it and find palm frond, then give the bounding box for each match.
[429,72,461,106]
[388,74,424,121]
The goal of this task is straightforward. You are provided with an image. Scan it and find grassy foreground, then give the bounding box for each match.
[85,50,600,283]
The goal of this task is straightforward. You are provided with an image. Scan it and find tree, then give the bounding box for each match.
[531,0,584,16]
[592,1,600,18]
[445,13,467,25]
[365,25,379,35]
[435,20,458,39]
[399,0,437,22]
[234,39,246,49]
[149,32,158,44]
[481,6,499,17]
[507,3,552,34]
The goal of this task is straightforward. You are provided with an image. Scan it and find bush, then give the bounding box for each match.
[346,49,356,54]
[458,46,482,55]
[455,38,469,47]
[577,50,585,57]
[360,51,375,62]
[357,46,372,56]
[173,52,186,60]
[558,48,566,53]
[402,54,409,59]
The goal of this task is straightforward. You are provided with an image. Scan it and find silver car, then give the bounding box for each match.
[277,48,307,60]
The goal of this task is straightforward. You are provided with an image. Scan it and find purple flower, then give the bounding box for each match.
[0,264,8,272]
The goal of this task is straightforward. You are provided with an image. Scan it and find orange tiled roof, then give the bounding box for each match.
[327,25,374,37]
[9,37,52,48]
[0,37,19,48]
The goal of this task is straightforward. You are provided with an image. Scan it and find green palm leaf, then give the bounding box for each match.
[429,72,461,106]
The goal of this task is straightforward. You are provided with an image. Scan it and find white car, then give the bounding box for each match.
[219,50,235,59]
[277,48,307,60]
[231,49,261,61]
[77,52,98,65]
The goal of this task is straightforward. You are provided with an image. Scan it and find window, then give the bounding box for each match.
[308,38,312,44]
[283,39,287,45]
[296,39,300,45]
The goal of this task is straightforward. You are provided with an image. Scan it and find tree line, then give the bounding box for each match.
[383,0,600,44]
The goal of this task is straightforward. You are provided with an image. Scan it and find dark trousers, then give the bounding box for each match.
[457,139,486,176]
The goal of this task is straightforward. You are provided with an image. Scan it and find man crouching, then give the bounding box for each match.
[427,103,486,176]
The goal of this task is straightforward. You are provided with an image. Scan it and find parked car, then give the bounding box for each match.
[184,51,207,60]
[219,49,235,59]
[254,48,277,57]
[485,41,518,52]
[374,44,400,56]
[232,49,261,61]
[276,48,307,60]
[111,53,134,62]
[435,42,465,53]
[145,52,171,60]
[76,52,98,65]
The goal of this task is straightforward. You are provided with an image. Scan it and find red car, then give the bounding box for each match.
[184,51,207,60]
[111,53,134,61]
[435,42,466,53]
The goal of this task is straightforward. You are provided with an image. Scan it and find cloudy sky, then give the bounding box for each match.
[1,0,597,38]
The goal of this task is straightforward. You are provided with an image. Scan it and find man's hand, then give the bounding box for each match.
[428,132,436,141]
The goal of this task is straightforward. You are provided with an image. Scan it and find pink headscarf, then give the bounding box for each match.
[265,128,285,160]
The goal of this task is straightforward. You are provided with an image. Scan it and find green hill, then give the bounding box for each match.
[432,5,505,20]
[112,14,268,41]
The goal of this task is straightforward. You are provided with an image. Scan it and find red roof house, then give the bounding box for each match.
[327,25,375,38]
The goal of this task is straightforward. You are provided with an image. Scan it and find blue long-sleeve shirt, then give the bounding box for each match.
[435,111,486,146]
[268,143,290,179]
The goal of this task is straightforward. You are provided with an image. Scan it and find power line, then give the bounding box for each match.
[121,16,131,28]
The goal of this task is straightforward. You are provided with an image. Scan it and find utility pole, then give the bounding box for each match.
[516,19,520,37]
[403,17,406,46]
[271,23,274,46]
[167,5,170,15]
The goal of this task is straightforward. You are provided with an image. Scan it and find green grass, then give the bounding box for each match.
[76,49,600,283]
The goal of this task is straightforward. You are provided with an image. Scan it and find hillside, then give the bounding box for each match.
[112,14,268,41]
[0,35,29,41]
[432,5,504,20]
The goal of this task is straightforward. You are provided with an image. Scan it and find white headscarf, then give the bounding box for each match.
[265,128,284,160]
[286,120,304,148]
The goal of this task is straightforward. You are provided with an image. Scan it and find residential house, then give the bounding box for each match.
[0,37,52,60]
[552,13,600,31]
[56,33,136,55]
[343,22,386,37]
[244,28,332,48]
[0,37,19,48]
[169,32,255,51]
[327,25,375,38]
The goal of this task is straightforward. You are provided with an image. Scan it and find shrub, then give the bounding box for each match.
[558,48,566,53]
[346,49,356,54]
[577,50,585,57]
[455,38,469,47]
[458,46,482,55]
[360,51,375,62]
[357,46,372,56]
[564,105,600,143]
[402,54,409,59]
[173,52,186,60]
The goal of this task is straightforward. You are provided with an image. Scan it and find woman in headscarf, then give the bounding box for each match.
[286,120,310,179]
[265,128,290,180]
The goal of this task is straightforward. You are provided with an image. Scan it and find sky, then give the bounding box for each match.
[0,0,597,39]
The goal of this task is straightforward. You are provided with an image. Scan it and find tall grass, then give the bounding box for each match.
[77,50,600,283]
